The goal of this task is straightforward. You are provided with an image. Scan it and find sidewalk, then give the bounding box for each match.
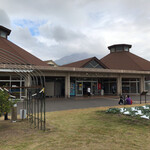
[16,95,150,113]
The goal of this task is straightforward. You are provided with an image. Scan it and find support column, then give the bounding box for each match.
[65,73,70,98]
[140,76,145,93]
[117,76,122,96]
[25,74,32,87]
[25,75,31,98]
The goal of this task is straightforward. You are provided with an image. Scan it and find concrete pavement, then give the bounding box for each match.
[17,95,150,113]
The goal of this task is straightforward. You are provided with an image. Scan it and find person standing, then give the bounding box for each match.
[87,87,91,96]
[112,85,115,94]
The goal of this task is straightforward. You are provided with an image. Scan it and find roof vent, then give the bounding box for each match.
[0,25,11,39]
[108,44,132,53]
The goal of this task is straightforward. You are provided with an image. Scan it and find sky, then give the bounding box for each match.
[0,0,150,61]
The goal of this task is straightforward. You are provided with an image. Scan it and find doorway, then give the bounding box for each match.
[83,82,91,95]
[76,81,98,96]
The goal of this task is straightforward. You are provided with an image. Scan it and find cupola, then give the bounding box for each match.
[108,44,132,53]
[0,25,11,39]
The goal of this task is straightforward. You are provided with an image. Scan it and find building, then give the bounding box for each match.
[60,44,150,97]
[0,25,48,99]
[44,60,58,67]
[0,25,150,99]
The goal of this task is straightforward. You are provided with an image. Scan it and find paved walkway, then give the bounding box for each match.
[17,95,150,113]
[45,96,119,112]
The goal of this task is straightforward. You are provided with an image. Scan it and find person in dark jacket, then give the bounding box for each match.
[118,95,124,105]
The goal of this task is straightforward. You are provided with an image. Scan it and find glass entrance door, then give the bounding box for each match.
[76,82,83,96]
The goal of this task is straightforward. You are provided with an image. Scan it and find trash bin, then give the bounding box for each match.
[11,104,17,122]
[101,89,104,96]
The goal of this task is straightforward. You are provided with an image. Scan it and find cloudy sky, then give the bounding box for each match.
[0,0,150,61]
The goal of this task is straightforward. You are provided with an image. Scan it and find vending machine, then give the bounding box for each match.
[70,82,75,96]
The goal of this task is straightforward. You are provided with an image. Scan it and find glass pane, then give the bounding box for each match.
[0,31,7,38]
[104,82,109,93]
[145,82,150,93]
[122,82,130,93]
[76,82,83,95]
[111,48,115,52]
[91,82,97,95]
[124,46,129,51]
[116,46,123,52]
[130,83,136,93]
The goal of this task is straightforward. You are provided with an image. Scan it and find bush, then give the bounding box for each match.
[106,108,120,114]
[0,90,16,116]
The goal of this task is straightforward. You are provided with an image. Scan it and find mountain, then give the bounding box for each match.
[55,53,95,66]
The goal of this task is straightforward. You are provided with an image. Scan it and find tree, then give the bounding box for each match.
[0,89,16,120]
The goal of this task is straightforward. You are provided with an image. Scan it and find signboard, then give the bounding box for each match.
[98,83,101,90]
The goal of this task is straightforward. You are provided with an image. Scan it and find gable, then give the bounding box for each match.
[84,60,104,68]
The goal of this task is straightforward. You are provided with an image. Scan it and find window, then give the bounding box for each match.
[116,46,123,52]
[124,46,129,51]
[110,48,115,52]
[122,78,139,94]
[0,31,7,38]
[84,60,103,68]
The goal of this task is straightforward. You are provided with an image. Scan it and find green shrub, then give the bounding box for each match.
[106,108,120,114]
[0,90,16,116]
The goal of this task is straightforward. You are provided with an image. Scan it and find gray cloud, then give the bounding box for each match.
[0,9,10,28]
[0,0,87,27]
[1,0,150,61]
[39,24,86,42]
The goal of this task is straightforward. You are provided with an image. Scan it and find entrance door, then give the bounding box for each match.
[83,82,91,96]
[91,82,97,95]
[76,82,83,96]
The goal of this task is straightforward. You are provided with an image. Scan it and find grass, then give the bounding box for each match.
[1,104,150,150]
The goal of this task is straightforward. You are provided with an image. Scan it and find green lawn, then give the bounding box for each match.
[0,105,150,150]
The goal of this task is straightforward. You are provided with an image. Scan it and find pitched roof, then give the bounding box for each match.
[44,60,58,67]
[0,37,48,66]
[61,57,107,68]
[100,51,150,71]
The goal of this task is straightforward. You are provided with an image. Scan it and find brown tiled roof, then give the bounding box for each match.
[61,57,107,68]
[100,51,150,71]
[0,37,48,66]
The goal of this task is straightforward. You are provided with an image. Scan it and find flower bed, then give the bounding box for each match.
[106,105,150,119]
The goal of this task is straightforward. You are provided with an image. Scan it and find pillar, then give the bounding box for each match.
[65,73,70,98]
[117,76,122,96]
[25,75,31,98]
[26,75,32,87]
[140,76,145,93]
